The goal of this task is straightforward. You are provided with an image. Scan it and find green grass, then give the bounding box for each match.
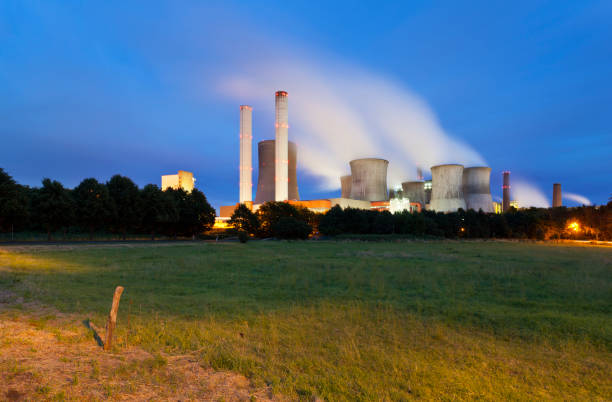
[1,241,611,400]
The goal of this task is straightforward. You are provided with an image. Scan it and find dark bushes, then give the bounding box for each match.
[0,168,215,239]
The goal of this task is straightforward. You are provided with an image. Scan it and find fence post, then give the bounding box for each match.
[104,286,124,351]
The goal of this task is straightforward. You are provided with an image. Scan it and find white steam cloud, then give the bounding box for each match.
[220,60,485,190]
[564,192,592,205]
[512,181,550,208]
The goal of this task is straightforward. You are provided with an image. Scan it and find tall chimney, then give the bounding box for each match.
[275,91,289,201]
[239,105,252,204]
[416,167,424,181]
[502,171,511,212]
[552,183,562,207]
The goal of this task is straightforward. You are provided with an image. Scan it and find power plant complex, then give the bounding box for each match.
[219,90,559,220]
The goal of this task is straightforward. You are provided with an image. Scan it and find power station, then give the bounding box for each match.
[218,90,553,220]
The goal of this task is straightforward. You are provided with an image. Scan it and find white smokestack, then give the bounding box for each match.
[275,91,289,201]
[239,105,252,203]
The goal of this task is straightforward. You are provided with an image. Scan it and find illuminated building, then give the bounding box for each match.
[161,170,195,192]
[424,180,432,206]
[493,201,502,214]
[510,200,519,209]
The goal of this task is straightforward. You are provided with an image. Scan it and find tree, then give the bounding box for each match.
[187,188,215,235]
[107,175,141,240]
[372,210,394,234]
[272,217,312,239]
[0,168,29,232]
[319,205,345,236]
[257,201,313,238]
[164,188,215,238]
[73,178,115,239]
[140,184,174,240]
[229,203,260,235]
[32,179,75,240]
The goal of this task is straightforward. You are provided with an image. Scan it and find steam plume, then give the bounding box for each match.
[564,192,592,206]
[512,181,550,208]
[220,59,485,190]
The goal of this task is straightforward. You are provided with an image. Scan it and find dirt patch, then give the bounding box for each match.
[0,292,278,401]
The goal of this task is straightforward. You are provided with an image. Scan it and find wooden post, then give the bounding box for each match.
[104,286,124,351]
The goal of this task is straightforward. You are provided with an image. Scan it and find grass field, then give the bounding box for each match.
[1,240,611,400]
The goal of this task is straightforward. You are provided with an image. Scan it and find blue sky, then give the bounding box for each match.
[1,0,610,209]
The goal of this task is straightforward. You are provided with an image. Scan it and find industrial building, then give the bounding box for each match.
[161,170,195,193]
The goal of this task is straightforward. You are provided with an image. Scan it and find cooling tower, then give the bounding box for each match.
[288,141,299,201]
[340,175,352,198]
[275,91,289,201]
[255,140,299,204]
[502,171,511,212]
[401,181,426,208]
[430,164,467,213]
[553,183,562,207]
[462,167,493,213]
[239,105,252,203]
[349,158,389,201]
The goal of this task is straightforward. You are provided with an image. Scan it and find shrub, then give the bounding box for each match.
[237,230,249,243]
[271,217,312,240]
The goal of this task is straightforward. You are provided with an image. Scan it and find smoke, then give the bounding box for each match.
[564,192,592,205]
[512,181,550,208]
[219,59,485,190]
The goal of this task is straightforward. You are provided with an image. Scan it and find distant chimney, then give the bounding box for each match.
[239,105,252,203]
[502,171,511,212]
[553,183,562,207]
[275,91,289,201]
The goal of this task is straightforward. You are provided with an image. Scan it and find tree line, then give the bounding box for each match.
[0,168,215,240]
[231,200,612,241]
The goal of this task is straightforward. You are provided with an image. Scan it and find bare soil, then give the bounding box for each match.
[0,291,277,401]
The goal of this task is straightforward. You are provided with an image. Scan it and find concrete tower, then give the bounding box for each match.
[349,158,389,201]
[274,91,289,201]
[553,183,562,207]
[502,171,511,212]
[255,140,299,204]
[430,164,466,213]
[401,181,426,208]
[239,105,252,204]
[340,175,352,198]
[463,167,493,213]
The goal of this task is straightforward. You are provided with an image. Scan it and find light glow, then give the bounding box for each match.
[567,221,580,232]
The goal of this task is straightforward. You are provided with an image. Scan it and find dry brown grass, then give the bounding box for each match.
[0,291,278,401]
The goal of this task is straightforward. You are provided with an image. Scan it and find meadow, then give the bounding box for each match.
[0,240,611,400]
